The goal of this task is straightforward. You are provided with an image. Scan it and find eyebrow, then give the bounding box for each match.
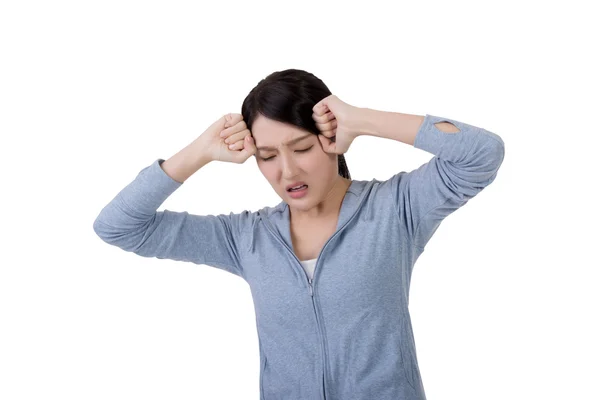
[256,133,313,151]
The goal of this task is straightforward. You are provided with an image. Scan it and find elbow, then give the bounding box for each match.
[92,216,143,252]
[491,137,505,169]
[93,217,109,241]
[479,127,505,170]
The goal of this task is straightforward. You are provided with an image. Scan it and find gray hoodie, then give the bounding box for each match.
[93,114,505,399]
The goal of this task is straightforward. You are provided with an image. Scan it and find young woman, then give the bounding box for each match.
[94,69,505,400]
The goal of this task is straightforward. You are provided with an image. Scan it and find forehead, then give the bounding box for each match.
[252,115,312,151]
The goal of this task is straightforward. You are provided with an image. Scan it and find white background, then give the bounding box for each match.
[1,1,598,399]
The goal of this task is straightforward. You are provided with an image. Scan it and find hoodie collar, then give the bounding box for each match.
[248,178,379,254]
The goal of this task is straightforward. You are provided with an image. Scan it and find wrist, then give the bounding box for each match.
[353,107,377,137]
[194,134,216,164]
[181,136,213,172]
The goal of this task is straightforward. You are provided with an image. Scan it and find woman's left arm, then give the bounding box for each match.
[312,97,505,251]
[356,108,457,145]
[356,109,506,250]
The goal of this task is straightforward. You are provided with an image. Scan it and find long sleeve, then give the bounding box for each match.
[93,159,253,279]
[387,114,505,250]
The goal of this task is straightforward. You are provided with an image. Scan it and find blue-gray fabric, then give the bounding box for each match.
[93,114,505,399]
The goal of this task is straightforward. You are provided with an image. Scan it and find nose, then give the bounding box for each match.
[280,152,301,179]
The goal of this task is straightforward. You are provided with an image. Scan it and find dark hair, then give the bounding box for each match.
[241,69,351,179]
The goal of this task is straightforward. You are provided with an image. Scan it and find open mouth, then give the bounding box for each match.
[287,184,308,192]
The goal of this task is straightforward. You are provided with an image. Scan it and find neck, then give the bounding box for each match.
[289,176,352,223]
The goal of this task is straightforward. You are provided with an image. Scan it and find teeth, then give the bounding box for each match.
[290,185,306,191]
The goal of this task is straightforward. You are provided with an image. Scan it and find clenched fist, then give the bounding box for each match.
[201,113,257,164]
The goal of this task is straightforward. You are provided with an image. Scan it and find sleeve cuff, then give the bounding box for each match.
[122,158,183,213]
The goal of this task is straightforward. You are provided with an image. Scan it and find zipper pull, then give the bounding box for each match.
[308,278,314,296]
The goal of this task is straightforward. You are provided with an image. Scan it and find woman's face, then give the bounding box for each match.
[251,114,339,209]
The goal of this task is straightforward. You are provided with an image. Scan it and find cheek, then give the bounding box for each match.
[306,151,331,170]
[259,164,278,183]
[306,156,323,171]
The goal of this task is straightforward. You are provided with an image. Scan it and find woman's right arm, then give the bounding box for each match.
[161,111,256,183]
[92,114,257,279]
[159,134,213,183]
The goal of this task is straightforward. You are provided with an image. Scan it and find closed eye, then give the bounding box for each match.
[260,145,313,162]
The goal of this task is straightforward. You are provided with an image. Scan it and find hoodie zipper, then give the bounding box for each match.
[261,223,328,400]
[308,277,327,400]
[260,185,373,400]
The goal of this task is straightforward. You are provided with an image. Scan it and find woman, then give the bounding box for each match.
[93,69,505,400]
